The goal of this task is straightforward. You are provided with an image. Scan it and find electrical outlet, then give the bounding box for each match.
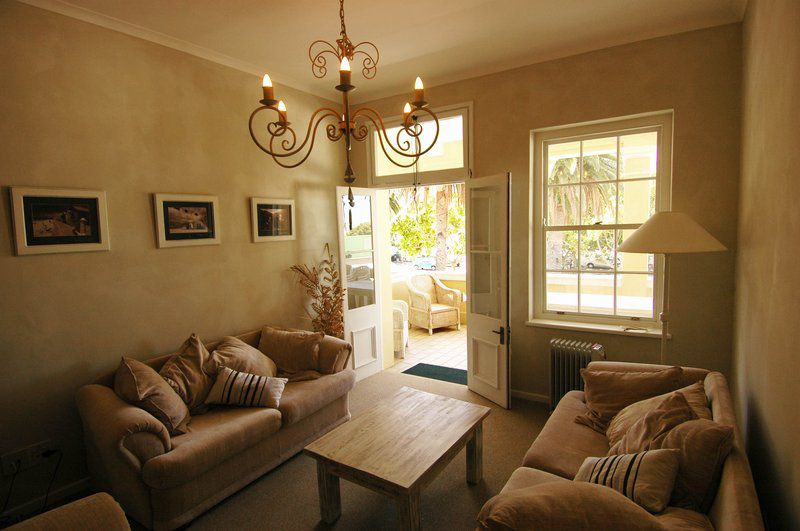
[1,440,52,476]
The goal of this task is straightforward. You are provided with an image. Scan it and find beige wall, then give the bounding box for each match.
[734,0,800,528]
[0,2,343,505]
[354,24,741,399]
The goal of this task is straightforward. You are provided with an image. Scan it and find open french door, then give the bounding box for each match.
[336,186,383,381]
[466,173,511,408]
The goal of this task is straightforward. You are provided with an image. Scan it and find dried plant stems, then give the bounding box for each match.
[289,243,345,338]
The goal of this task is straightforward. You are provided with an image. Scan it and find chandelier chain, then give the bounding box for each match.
[339,0,347,39]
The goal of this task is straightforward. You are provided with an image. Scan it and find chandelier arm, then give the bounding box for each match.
[308,40,341,79]
[267,109,344,169]
[351,41,379,79]
[248,106,341,159]
[351,112,419,168]
[352,106,441,159]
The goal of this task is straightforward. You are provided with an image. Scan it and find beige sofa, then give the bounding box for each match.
[500,361,763,530]
[75,329,355,530]
[8,493,129,531]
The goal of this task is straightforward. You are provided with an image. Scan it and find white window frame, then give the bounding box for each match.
[530,111,673,328]
[366,102,473,187]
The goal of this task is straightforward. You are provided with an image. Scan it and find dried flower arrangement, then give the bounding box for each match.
[289,243,345,338]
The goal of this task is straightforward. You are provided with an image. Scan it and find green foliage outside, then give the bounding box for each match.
[347,222,372,236]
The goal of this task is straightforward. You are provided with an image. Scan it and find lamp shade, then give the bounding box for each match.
[617,211,727,254]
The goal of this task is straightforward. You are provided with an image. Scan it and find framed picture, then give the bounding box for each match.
[251,197,296,242]
[10,187,110,255]
[154,193,220,248]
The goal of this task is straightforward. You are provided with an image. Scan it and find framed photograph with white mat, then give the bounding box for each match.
[10,187,110,255]
[154,193,220,248]
[251,197,295,242]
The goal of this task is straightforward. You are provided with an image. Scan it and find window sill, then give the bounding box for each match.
[526,318,669,339]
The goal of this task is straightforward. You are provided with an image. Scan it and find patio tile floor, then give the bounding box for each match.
[389,324,467,373]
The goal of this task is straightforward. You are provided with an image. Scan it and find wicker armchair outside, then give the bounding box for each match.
[406,273,462,335]
[392,300,409,358]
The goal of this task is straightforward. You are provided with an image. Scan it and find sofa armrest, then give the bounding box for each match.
[75,384,170,473]
[317,335,353,374]
[587,361,710,388]
[7,492,130,531]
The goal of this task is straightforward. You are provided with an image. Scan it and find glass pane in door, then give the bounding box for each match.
[342,194,375,309]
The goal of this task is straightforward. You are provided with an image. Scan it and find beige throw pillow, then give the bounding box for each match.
[575,366,683,433]
[159,334,216,414]
[205,366,288,408]
[608,392,698,455]
[477,480,663,531]
[114,357,190,435]
[258,326,324,375]
[652,419,734,512]
[607,381,711,448]
[211,336,277,377]
[574,449,681,513]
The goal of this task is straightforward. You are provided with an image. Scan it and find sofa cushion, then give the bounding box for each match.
[211,336,277,377]
[608,392,698,455]
[576,366,684,433]
[500,467,569,494]
[159,334,216,414]
[258,326,323,375]
[141,406,281,489]
[114,357,190,436]
[655,507,714,530]
[277,370,356,426]
[477,480,663,531]
[522,391,609,479]
[607,381,711,448]
[205,367,287,408]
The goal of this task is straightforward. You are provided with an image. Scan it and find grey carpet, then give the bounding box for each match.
[182,371,548,530]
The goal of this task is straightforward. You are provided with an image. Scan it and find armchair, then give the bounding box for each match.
[392,300,409,358]
[406,273,462,335]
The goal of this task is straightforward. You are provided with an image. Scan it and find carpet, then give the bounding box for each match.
[134,371,547,531]
[402,362,468,385]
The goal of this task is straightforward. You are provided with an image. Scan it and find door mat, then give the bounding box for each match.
[402,363,467,385]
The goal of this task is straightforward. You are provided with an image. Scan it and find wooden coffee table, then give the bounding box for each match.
[304,386,491,530]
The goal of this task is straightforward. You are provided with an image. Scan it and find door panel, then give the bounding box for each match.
[467,173,510,408]
[337,187,383,381]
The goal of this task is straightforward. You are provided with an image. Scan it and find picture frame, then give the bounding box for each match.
[10,187,110,255]
[251,197,296,242]
[154,193,220,248]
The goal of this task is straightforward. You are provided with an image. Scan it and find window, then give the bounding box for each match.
[368,103,471,186]
[532,113,672,326]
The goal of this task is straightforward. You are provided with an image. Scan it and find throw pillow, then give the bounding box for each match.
[651,418,734,512]
[114,357,190,435]
[211,336,277,377]
[258,325,324,375]
[159,334,216,414]
[575,366,683,433]
[607,381,711,448]
[608,392,698,455]
[477,480,662,531]
[574,449,681,513]
[205,366,288,408]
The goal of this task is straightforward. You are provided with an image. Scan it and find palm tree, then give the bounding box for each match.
[548,154,617,226]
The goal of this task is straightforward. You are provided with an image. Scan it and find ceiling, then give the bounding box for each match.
[21,0,747,103]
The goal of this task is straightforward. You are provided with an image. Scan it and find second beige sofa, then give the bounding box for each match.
[76,328,355,530]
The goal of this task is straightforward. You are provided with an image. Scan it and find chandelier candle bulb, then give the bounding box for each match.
[339,56,352,86]
[277,100,287,124]
[403,102,412,121]
[262,74,274,101]
[414,77,425,105]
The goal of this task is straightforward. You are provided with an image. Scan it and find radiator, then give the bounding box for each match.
[549,338,606,412]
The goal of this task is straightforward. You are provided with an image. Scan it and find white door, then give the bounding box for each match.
[337,186,383,381]
[466,173,510,408]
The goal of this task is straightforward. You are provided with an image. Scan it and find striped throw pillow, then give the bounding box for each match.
[573,449,680,513]
[205,366,288,408]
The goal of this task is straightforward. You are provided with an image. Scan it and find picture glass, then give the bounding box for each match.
[256,203,293,237]
[23,196,100,246]
[163,201,215,240]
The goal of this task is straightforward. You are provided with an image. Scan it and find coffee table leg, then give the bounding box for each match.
[316,461,341,523]
[397,488,421,531]
[466,423,483,484]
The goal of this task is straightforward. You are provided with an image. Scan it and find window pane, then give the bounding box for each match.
[580,182,616,225]
[579,273,614,315]
[616,273,654,318]
[579,230,616,271]
[618,179,656,224]
[546,231,578,270]
[582,137,617,182]
[374,115,464,177]
[546,272,578,312]
[620,132,658,179]
[618,229,654,272]
[547,184,580,226]
[547,141,580,184]
[472,252,501,318]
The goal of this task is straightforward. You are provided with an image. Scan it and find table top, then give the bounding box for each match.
[304,386,490,492]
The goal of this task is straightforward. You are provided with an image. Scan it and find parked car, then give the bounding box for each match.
[413,256,436,270]
[585,261,613,270]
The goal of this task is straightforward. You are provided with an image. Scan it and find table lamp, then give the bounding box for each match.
[616,211,726,364]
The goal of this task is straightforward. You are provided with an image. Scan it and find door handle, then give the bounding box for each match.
[492,326,505,345]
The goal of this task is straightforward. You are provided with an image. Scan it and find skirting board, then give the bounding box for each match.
[510,389,549,403]
[1,477,90,520]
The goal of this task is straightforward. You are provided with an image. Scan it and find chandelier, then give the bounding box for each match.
[248,0,439,205]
